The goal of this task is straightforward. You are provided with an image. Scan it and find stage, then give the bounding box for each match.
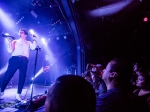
[0,84,49,112]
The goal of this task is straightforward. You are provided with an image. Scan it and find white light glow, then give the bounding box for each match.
[30,84,33,89]
[56,37,59,40]
[0,63,8,75]
[88,0,133,17]
[143,17,148,22]
[0,8,15,28]
[31,77,34,80]
[29,29,35,35]
[5,38,9,44]
[34,68,43,78]
[41,38,47,46]
[64,36,67,39]
[4,33,9,36]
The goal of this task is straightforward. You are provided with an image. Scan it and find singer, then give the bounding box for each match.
[0,28,37,101]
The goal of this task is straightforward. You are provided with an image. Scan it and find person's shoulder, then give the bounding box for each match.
[96,91,118,111]
[12,40,17,43]
[96,93,108,106]
[13,39,20,43]
[27,40,31,42]
[13,39,17,42]
[97,91,110,100]
[98,88,129,100]
[26,41,32,44]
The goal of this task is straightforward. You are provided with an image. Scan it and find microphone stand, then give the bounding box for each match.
[25,46,41,112]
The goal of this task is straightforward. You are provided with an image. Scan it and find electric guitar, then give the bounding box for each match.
[43,66,50,72]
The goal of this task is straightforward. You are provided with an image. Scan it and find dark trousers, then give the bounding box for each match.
[44,71,51,86]
[1,56,28,94]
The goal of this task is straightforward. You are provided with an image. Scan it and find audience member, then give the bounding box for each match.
[96,59,136,112]
[130,63,146,92]
[82,63,107,96]
[131,63,143,86]
[133,73,150,112]
[82,70,92,83]
[95,64,107,95]
[45,75,96,112]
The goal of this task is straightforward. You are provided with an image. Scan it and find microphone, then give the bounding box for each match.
[31,34,37,38]
[1,34,15,40]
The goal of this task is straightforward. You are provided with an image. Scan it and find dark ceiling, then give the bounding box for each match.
[0,0,72,36]
[73,0,150,64]
[0,0,150,65]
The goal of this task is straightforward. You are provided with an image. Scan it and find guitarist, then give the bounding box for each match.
[42,55,51,86]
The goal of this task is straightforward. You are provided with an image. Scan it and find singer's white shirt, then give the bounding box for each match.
[7,38,37,58]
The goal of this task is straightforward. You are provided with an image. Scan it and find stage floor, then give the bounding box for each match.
[0,84,50,112]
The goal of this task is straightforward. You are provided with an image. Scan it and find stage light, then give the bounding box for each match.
[31,0,42,7]
[143,17,148,22]
[41,38,47,46]
[64,36,67,39]
[4,33,9,35]
[29,29,35,35]
[30,10,38,18]
[56,37,59,40]
[71,0,79,3]
[34,68,43,78]
[88,0,133,17]
[0,8,15,28]
[16,16,24,24]
[49,27,55,33]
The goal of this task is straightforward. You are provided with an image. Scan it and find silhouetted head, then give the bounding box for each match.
[133,63,142,72]
[102,59,130,89]
[45,75,96,112]
[136,73,150,89]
